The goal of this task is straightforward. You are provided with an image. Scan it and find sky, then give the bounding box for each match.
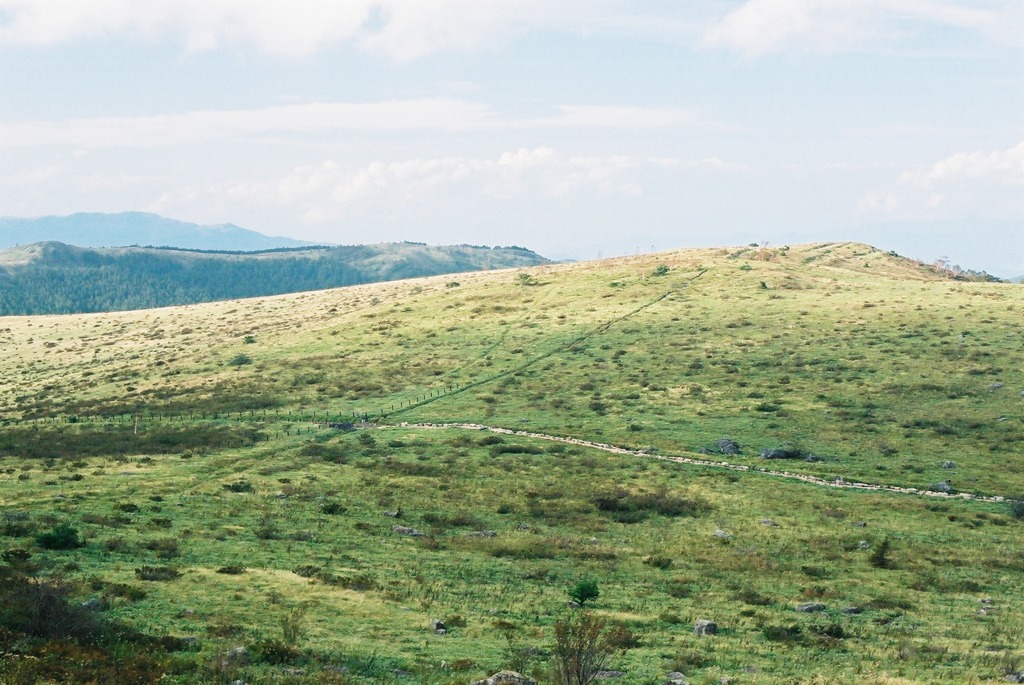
[0,1,1022,275]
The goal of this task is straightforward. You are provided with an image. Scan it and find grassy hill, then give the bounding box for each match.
[0,241,547,314]
[0,242,1022,684]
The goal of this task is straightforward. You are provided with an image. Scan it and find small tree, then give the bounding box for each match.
[569,579,599,607]
[516,272,537,287]
[869,537,893,569]
[551,611,617,685]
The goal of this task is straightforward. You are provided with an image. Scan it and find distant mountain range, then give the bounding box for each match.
[0,241,547,315]
[0,212,315,251]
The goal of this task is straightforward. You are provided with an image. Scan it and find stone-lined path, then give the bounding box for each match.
[385,422,1011,505]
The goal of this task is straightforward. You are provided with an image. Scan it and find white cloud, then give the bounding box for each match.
[0,0,622,58]
[901,139,1024,186]
[702,0,1020,55]
[858,139,1024,217]
[146,148,740,223]
[0,99,495,148]
[0,101,724,149]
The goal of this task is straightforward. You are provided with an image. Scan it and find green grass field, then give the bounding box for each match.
[1,242,1022,684]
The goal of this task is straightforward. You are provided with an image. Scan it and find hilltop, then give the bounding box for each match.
[0,240,548,314]
[0,241,1022,684]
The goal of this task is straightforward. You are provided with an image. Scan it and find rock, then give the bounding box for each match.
[283,669,305,676]
[841,607,863,615]
[222,646,250,667]
[566,600,582,609]
[852,521,867,528]
[981,598,994,605]
[715,438,740,455]
[795,602,826,612]
[1005,673,1024,683]
[694,619,718,636]
[392,525,423,536]
[431,619,447,634]
[81,597,105,611]
[804,454,822,463]
[760,447,802,460]
[713,529,731,539]
[760,519,779,527]
[662,671,688,685]
[596,671,626,679]
[988,382,1004,392]
[929,481,953,494]
[858,540,872,550]
[470,671,537,685]
[230,680,246,685]
[942,461,957,469]
[467,530,497,538]
[383,510,401,518]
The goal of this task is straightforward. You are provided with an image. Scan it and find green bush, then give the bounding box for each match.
[249,638,300,665]
[569,579,600,606]
[134,566,181,581]
[35,524,83,550]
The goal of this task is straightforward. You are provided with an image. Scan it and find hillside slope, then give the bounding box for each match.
[0,241,547,314]
[1,241,1023,684]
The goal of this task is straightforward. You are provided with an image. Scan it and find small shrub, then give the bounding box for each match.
[35,524,83,550]
[135,565,181,581]
[227,354,252,367]
[643,555,673,570]
[604,623,641,650]
[216,565,246,575]
[569,579,600,606]
[223,480,254,493]
[1008,499,1024,521]
[249,638,299,665]
[321,502,347,515]
[762,623,804,643]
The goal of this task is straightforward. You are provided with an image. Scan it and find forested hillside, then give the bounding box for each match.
[0,241,546,314]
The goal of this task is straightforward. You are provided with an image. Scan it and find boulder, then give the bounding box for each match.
[715,438,740,455]
[662,672,688,685]
[694,619,718,636]
[431,619,447,634]
[941,461,956,469]
[595,671,626,679]
[929,481,953,494]
[760,446,802,460]
[392,525,423,536]
[81,597,105,611]
[467,530,498,538]
[222,646,251,667]
[841,607,863,615]
[760,519,779,527]
[795,602,827,613]
[470,671,537,685]
[713,529,732,539]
